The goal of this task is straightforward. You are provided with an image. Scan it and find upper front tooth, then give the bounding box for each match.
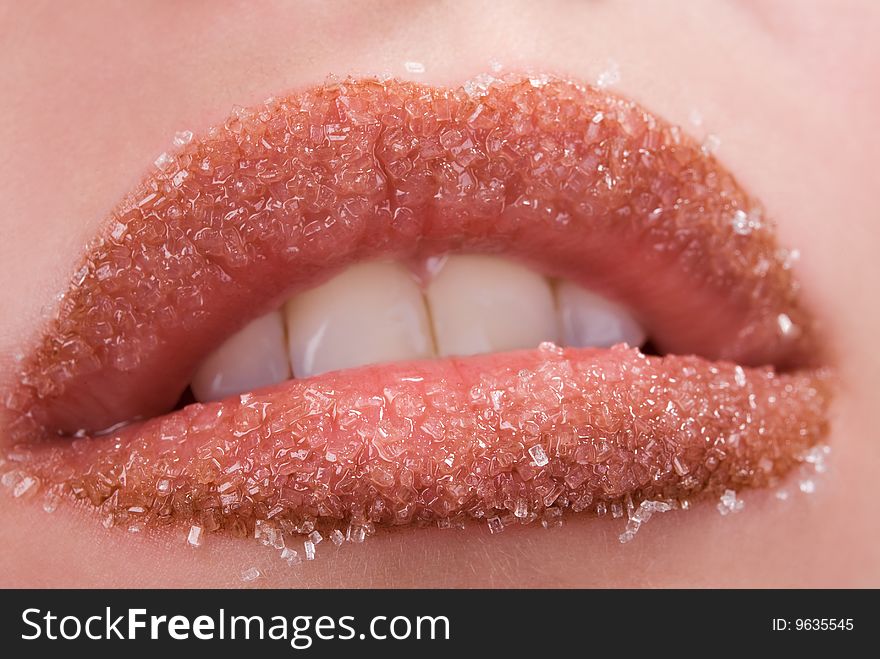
[191,310,291,402]
[555,280,646,348]
[284,261,434,378]
[426,254,558,357]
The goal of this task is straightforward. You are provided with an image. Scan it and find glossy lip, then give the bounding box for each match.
[1,74,831,541]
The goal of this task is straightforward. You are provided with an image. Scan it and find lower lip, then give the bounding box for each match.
[8,344,831,535]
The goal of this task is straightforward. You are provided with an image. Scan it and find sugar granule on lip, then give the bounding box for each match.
[595,59,620,88]
[303,539,316,561]
[349,525,366,544]
[153,151,174,171]
[172,130,193,147]
[0,470,17,488]
[717,489,744,516]
[777,313,798,338]
[187,524,204,547]
[541,508,563,529]
[12,475,38,499]
[619,500,675,543]
[281,547,301,566]
[701,133,721,155]
[802,445,830,473]
[528,444,549,467]
[42,490,60,513]
[240,567,262,583]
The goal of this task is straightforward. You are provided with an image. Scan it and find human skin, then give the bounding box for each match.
[0,0,877,587]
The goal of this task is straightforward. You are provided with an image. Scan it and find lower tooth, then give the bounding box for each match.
[284,261,434,378]
[426,254,558,357]
[191,310,290,402]
[556,280,646,348]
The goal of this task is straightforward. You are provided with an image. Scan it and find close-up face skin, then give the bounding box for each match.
[0,0,878,588]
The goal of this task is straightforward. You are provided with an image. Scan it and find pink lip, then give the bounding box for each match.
[16,346,831,534]
[1,75,830,540]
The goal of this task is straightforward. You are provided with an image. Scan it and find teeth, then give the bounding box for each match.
[285,261,434,378]
[191,310,290,402]
[190,257,652,394]
[555,280,646,349]
[426,255,558,357]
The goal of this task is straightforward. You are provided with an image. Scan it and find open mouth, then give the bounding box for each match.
[1,75,832,544]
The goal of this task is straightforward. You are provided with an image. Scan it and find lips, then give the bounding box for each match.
[1,75,832,541]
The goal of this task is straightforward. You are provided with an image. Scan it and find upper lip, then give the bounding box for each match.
[2,74,831,537]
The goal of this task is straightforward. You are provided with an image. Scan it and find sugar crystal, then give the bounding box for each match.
[528,444,549,467]
[596,59,620,88]
[187,524,203,547]
[701,134,721,155]
[172,130,194,147]
[12,475,37,498]
[802,445,830,473]
[731,210,751,235]
[172,169,189,187]
[541,508,563,529]
[781,247,801,269]
[281,547,302,566]
[619,500,677,542]
[42,492,59,513]
[777,313,796,337]
[154,152,174,170]
[528,74,550,88]
[349,525,366,543]
[1,470,21,488]
[673,456,689,477]
[240,567,262,582]
[717,489,744,515]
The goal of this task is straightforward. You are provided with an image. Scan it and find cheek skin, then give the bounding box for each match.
[0,0,878,587]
